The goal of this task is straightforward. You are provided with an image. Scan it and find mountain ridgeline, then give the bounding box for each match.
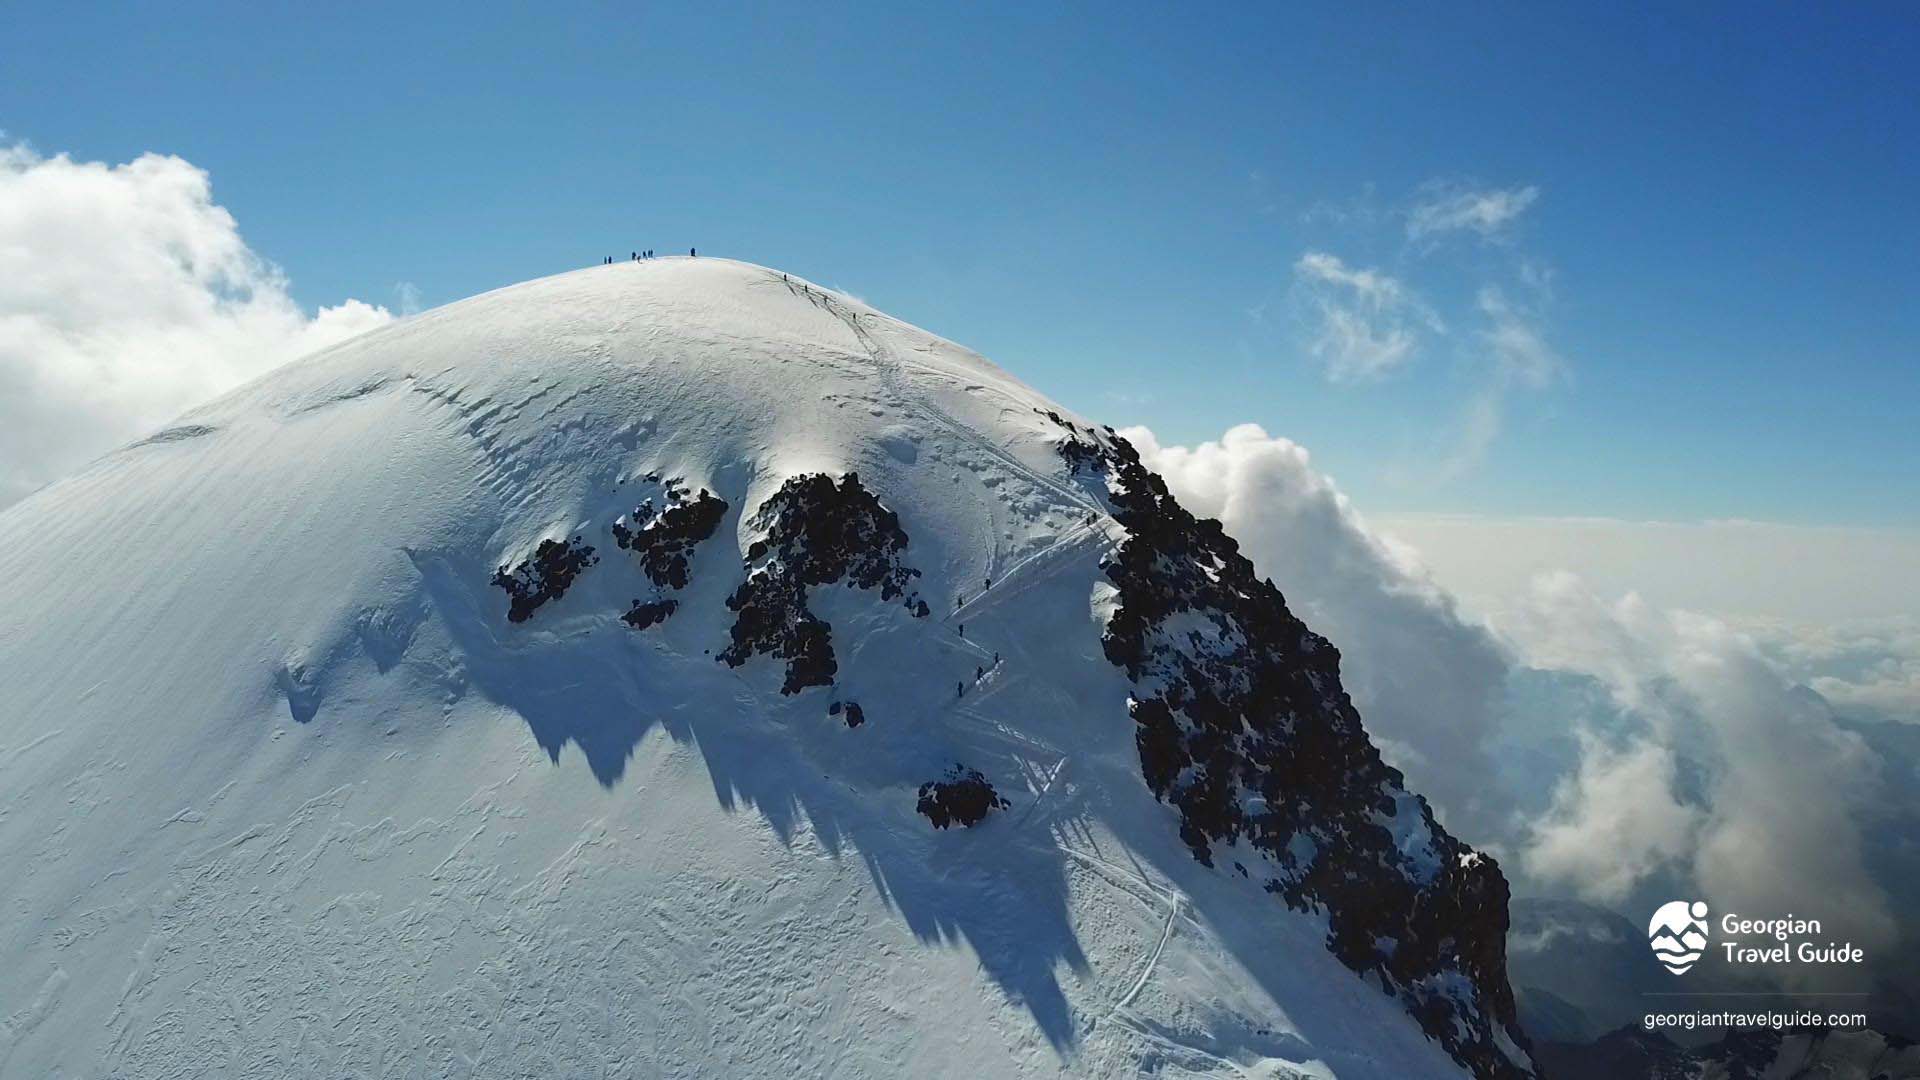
[0,258,1533,1078]
[1057,415,1530,1078]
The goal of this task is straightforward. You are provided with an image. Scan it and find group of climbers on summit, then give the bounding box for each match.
[602,247,694,265]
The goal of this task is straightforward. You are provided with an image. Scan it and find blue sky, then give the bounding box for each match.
[5,3,1915,525]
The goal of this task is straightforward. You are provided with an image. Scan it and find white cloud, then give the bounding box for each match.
[1370,515,1920,624]
[1124,422,1515,837]
[1524,733,1700,902]
[1136,423,1904,969]
[1742,615,1920,721]
[1437,285,1564,478]
[1816,664,1920,717]
[0,144,393,507]
[1364,509,1919,941]
[1476,285,1562,389]
[394,281,423,316]
[1285,179,1555,474]
[1299,184,1385,229]
[1290,251,1441,382]
[1408,183,1540,241]
[1498,573,1896,955]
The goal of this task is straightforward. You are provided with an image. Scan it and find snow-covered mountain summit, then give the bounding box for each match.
[0,258,1533,1078]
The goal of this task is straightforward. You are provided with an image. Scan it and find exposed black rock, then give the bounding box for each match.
[620,598,678,630]
[916,766,1008,829]
[1057,433,1106,473]
[828,700,866,729]
[1040,407,1107,474]
[1056,423,1535,1080]
[492,536,598,623]
[611,485,729,589]
[718,473,927,694]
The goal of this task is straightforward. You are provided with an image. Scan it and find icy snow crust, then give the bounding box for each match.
[1,258,1506,1077]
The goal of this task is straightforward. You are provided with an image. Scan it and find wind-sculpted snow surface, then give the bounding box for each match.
[0,257,1530,1079]
[1054,415,1534,1079]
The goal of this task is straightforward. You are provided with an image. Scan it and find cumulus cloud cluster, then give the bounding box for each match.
[0,144,393,506]
[1504,575,1895,955]
[1131,422,1903,966]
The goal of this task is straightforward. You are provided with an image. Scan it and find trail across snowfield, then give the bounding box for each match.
[0,258,1473,1078]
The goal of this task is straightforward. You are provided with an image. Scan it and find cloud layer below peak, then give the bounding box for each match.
[1127,422,1907,991]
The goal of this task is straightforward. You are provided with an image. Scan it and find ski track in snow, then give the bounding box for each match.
[791,271,1106,581]
[1116,889,1181,1014]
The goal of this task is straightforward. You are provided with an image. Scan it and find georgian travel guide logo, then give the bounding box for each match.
[1649,900,1712,974]
[1647,900,1868,975]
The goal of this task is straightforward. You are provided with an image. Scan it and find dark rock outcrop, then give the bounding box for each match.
[1053,415,1535,1079]
[718,473,927,694]
[611,479,728,631]
[611,483,729,590]
[492,536,598,623]
[916,766,1008,829]
[620,598,678,630]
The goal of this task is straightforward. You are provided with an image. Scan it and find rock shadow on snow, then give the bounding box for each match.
[408,522,1090,1051]
[413,548,677,785]
[682,702,1090,1051]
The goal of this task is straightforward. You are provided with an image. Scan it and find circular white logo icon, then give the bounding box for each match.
[1648,900,1711,974]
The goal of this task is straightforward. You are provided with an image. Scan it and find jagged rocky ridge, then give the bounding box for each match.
[1050,412,1534,1079]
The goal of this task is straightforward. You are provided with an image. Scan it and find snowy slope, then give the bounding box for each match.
[0,258,1528,1078]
